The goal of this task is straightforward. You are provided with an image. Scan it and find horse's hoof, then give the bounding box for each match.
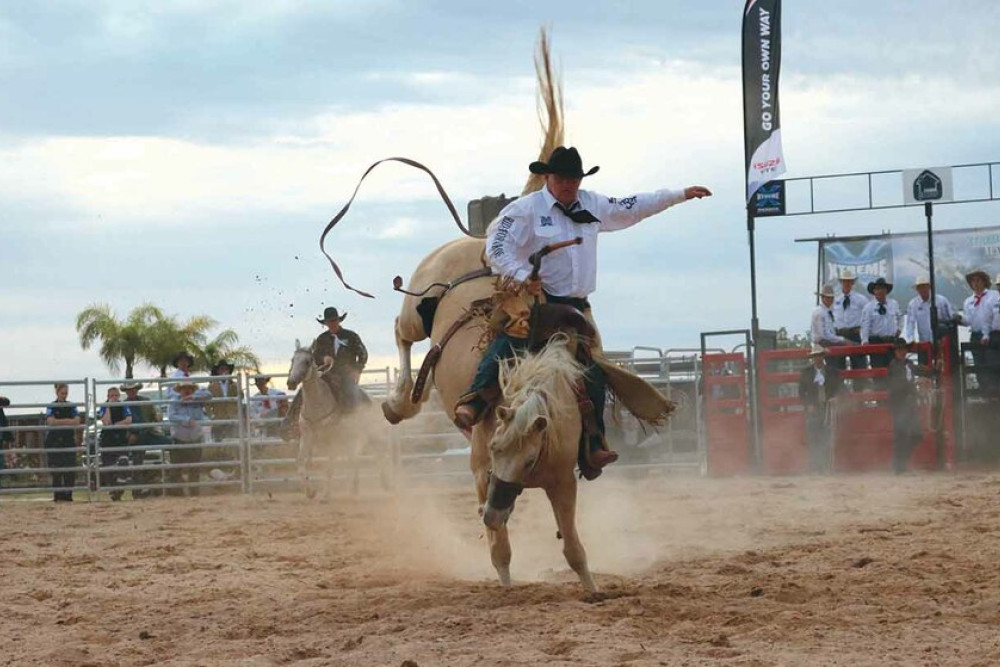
[381,402,403,424]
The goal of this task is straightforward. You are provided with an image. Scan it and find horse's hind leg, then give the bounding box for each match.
[383,317,427,424]
[546,480,597,594]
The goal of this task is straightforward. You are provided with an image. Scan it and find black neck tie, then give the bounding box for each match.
[878,303,886,315]
[843,295,851,309]
[554,201,600,224]
[828,310,835,321]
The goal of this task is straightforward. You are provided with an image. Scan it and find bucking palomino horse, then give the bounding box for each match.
[321,32,671,591]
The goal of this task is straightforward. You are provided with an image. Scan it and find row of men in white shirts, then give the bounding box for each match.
[811,268,1000,349]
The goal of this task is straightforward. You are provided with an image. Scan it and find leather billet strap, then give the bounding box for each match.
[410,298,493,404]
[320,157,474,298]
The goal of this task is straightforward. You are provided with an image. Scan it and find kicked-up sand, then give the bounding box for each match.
[3,470,1000,666]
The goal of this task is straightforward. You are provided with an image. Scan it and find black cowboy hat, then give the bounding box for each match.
[316,306,348,324]
[866,277,893,295]
[171,351,194,367]
[528,146,599,178]
[211,359,235,373]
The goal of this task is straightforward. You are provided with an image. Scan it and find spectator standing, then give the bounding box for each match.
[208,360,241,441]
[0,396,11,481]
[810,284,847,349]
[45,383,81,502]
[905,274,954,364]
[251,376,288,437]
[832,268,869,371]
[958,269,999,395]
[886,338,933,474]
[97,387,132,495]
[167,351,195,399]
[121,381,169,498]
[861,277,903,369]
[166,379,212,497]
[981,273,1000,397]
[798,345,842,473]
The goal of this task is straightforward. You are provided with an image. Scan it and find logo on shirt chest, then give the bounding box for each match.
[539,215,553,227]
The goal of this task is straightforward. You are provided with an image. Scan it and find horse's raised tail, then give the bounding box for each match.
[523,28,564,196]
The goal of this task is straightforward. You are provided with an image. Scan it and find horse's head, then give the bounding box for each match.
[482,338,583,530]
[482,392,549,529]
[287,339,313,390]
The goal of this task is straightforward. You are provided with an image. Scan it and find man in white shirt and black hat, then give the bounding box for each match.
[453,145,711,478]
[861,277,903,369]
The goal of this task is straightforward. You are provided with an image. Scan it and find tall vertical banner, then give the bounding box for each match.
[742,0,786,202]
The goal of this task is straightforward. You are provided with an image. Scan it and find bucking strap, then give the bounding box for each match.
[320,157,474,298]
[411,298,493,404]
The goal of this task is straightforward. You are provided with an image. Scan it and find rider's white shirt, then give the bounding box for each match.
[485,185,686,298]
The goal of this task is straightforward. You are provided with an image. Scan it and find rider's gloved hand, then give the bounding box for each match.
[523,277,543,296]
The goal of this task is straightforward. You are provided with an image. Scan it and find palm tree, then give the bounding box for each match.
[192,329,262,373]
[143,314,216,377]
[76,303,164,378]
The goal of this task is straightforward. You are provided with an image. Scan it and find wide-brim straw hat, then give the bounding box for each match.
[172,380,198,391]
[966,269,991,288]
[838,267,858,281]
[913,275,931,287]
[816,284,836,298]
[120,381,144,391]
[807,344,827,358]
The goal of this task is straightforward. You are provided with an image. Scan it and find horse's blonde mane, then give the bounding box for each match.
[497,337,583,447]
[522,28,564,196]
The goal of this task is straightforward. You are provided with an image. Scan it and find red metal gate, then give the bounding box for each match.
[756,341,954,475]
[702,353,752,476]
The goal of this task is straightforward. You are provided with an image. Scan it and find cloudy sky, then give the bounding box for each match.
[3,0,1000,396]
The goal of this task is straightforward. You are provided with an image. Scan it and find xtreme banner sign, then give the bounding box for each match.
[819,225,1000,308]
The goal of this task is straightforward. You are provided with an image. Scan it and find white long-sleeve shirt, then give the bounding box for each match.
[832,290,869,330]
[810,305,845,345]
[861,298,903,342]
[485,185,686,298]
[905,293,954,342]
[961,290,999,337]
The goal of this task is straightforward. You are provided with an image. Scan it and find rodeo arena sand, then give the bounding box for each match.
[4,469,1000,666]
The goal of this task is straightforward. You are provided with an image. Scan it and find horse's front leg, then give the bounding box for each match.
[297,424,316,500]
[545,478,597,594]
[471,421,512,587]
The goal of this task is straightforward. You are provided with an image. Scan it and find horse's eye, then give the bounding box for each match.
[524,457,536,470]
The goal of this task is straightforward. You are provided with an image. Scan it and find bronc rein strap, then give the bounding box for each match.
[320,157,475,298]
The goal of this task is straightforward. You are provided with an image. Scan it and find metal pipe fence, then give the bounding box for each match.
[0,350,709,500]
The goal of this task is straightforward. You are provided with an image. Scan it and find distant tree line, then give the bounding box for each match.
[76,303,261,378]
